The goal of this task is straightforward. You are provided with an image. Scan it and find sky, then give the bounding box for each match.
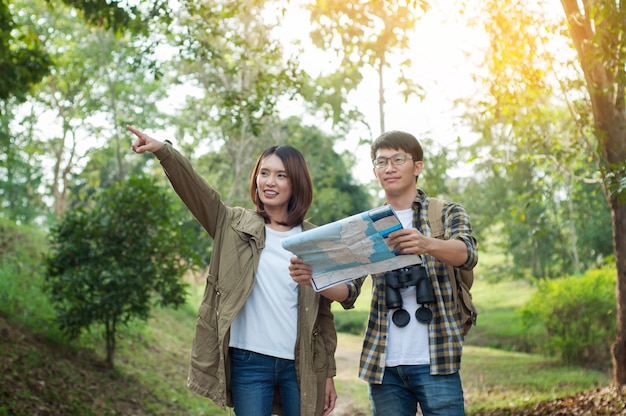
[272,1,489,183]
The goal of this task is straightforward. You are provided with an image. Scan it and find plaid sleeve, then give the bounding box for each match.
[442,200,478,270]
[340,276,366,310]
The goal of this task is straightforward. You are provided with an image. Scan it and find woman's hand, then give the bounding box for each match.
[289,256,313,287]
[290,256,349,302]
[127,125,166,154]
[323,377,337,416]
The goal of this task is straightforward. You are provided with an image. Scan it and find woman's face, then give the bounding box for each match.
[256,153,292,213]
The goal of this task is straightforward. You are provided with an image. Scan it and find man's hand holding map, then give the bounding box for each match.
[282,205,421,291]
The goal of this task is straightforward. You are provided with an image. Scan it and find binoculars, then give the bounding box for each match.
[384,264,435,327]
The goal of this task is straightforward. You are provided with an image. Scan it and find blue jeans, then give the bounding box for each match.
[230,348,300,416]
[369,365,465,416]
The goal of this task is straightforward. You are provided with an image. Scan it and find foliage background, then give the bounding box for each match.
[1,0,624,412]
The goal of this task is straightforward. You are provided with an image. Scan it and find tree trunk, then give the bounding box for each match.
[612,201,626,384]
[561,0,626,386]
[592,96,626,385]
[105,319,116,369]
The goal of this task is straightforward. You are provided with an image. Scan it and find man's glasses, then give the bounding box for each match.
[372,153,414,169]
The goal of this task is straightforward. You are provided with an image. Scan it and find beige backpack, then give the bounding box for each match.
[427,197,477,337]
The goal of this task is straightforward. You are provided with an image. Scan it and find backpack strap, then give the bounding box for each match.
[427,197,474,289]
[427,197,445,238]
[427,197,477,334]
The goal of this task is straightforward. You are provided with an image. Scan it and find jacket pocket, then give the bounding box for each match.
[312,327,329,373]
[189,299,220,376]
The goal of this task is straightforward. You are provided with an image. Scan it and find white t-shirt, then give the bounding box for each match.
[385,208,430,366]
[229,225,301,360]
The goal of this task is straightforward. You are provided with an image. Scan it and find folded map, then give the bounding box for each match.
[282,205,421,291]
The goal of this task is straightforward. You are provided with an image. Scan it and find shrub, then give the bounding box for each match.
[520,266,616,370]
[45,175,202,368]
[333,309,368,335]
[0,219,56,331]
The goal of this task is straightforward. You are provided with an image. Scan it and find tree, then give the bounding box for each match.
[559,0,626,384]
[168,0,307,206]
[0,0,52,103]
[55,0,142,31]
[275,116,371,223]
[12,0,168,218]
[0,103,47,224]
[2,0,170,223]
[305,0,429,134]
[461,0,626,383]
[457,0,615,280]
[189,115,371,221]
[0,0,152,104]
[45,175,201,368]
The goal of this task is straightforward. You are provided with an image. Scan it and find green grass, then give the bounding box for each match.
[114,304,228,415]
[462,346,609,413]
[329,254,611,414]
[331,278,372,334]
[464,277,539,350]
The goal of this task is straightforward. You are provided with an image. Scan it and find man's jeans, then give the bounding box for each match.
[369,365,465,416]
[230,348,300,416]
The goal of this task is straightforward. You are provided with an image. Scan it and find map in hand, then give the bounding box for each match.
[282,205,421,291]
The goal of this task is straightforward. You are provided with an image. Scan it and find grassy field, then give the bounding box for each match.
[0,220,613,415]
[329,276,610,415]
[461,278,610,413]
[0,272,613,415]
[328,251,611,414]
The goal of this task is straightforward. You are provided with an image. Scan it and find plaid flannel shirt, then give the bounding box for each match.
[341,190,478,384]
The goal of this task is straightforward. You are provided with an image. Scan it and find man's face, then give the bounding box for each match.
[372,148,422,195]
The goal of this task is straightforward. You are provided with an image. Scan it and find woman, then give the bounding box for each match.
[127,125,337,416]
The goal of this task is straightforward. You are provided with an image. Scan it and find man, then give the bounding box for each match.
[290,130,478,416]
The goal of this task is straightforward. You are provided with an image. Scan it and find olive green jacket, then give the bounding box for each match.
[155,144,337,415]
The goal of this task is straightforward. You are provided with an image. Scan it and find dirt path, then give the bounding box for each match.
[331,333,370,416]
[331,333,424,416]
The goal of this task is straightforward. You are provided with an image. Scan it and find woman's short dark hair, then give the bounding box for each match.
[371,130,423,162]
[249,145,313,227]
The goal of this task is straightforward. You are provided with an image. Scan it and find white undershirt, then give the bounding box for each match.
[229,225,301,360]
[385,208,430,366]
